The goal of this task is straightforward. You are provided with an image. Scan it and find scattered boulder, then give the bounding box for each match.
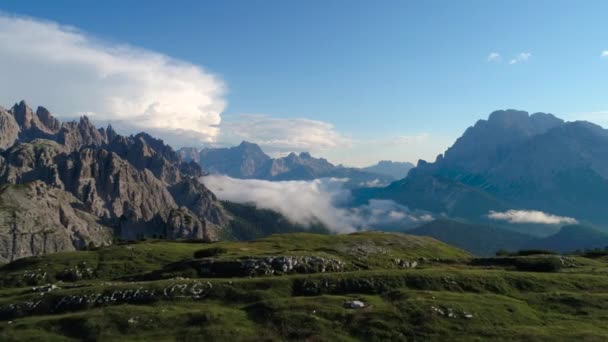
[393,258,419,268]
[344,300,366,309]
[195,255,346,277]
[32,284,60,293]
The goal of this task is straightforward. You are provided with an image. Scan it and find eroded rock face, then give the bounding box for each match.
[0,101,229,260]
[166,208,209,241]
[0,181,113,263]
[0,108,19,151]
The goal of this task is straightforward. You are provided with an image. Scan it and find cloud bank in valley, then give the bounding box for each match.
[201,175,432,233]
[488,210,578,225]
[0,14,225,146]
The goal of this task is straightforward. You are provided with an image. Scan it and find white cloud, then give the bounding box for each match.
[218,114,352,154]
[601,51,608,58]
[0,14,226,146]
[487,52,501,62]
[201,175,433,232]
[202,175,357,233]
[508,52,531,65]
[0,14,450,167]
[488,210,578,225]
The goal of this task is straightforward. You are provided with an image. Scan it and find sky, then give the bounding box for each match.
[1,1,608,166]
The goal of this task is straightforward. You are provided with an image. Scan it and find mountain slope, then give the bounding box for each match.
[367,110,608,226]
[362,160,414,179]
[408,219,534,256]
[527,225,608,253]
[0,181,112,263]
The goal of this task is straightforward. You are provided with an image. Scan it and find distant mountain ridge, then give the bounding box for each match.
[361,109,608,227]
[179,142,395,187]
[409,219,608,256]
[361,160,414,180]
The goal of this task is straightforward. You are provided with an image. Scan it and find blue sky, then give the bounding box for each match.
[1,1,608,166]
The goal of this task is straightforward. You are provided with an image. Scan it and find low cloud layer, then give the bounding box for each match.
[488,210,578,225]
[0,14,225,146]
[201,175,432,233]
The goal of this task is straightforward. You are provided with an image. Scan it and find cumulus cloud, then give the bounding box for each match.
[201,175,433,233]
[508,52,531,64]
[487,210,578,225]
[0,14,226,146]
[601,51,608,58]
[218,114,352,154]
[487,52,501,62]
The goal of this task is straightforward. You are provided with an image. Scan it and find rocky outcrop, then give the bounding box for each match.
[0,108,19,151]
[194,255,346,277]
[58,116,109,151]
[11,101,61,141]
[58,148,178,223]
[0,140,225,242]
[166,208,208,241]
[0,181,112,263]
[169,178,225,229]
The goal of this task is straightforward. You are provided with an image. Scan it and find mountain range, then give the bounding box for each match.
[361,160,414,179]
[359,109,608,227]
[179,142,396,188]
[0,101,321,262]
[5,102,608,262]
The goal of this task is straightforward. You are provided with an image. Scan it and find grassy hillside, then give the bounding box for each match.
[1,232,608,340]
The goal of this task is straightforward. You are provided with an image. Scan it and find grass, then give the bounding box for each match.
[1,232,608,340]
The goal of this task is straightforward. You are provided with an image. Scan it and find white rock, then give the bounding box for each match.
[344,300,366,309]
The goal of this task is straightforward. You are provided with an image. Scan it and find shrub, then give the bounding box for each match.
[495,249,511,257]
[193,247,228,259]
[514,249,556,256]
[580,249,608,258]
[514,257,562,272]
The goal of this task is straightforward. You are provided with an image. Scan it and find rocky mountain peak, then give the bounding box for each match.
[35,106,61,132]
[440,109,566,171]
[11,100,36,130]
[178,147,201,164]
